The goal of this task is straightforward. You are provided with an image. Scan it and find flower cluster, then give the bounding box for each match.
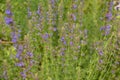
[106,1,113,21]
[61,36,66,45]
[106,12,112,21]
[4,5,34,79]
[5,8,20,48]
[100,25,111,35]
[5,9,13,25]
[100,1,113,35]
[15,43,34,79]
[16,44,23,59]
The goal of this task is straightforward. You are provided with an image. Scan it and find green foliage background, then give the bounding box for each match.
[0,0,120,80]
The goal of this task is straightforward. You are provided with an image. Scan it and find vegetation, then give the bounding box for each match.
[0,0,120,80]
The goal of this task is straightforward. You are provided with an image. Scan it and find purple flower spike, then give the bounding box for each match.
[5,17,13,25]
[5,9,12,15]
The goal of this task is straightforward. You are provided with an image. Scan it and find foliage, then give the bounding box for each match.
[0,0,120,80]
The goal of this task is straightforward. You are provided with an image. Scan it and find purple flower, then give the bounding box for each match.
[51,0,55,8]
[27,52,33,58]
[105,25,111,35]
[37,6,41,15]
[30,60,34,65]
[11,32,18,46]
[11,31,20,43]
[109,1,113,11]
[99,59,103,63]
[100,25,111,35]
[17,49,23,54]
[61,37,65,42]
[12,33,18,43]
[106,12,112,21]
[16,52,20,58]
[63,41,66,45]
[15,62,24,67]
[100,26,105,31]
[11,32,15,37]
[106,25,111,30]
[71,14,76,21]
[100,25,110,31]
[110,1,113,7]
[18,44,24,51]
[72,4,77,9]
[51,0,55,4]
[12,38,17,43]
[20,72,26,79]
[5,9,12,15]
[16,44,23,59]
[18,56,23,61]
[70,41,73,46]
[60,51,64,56]
[5,17,13,25]
[98,50,103,56]
[53,27,57,31]
[105,31,110,35]
[61,37,67,45]
[42,33,49,40]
